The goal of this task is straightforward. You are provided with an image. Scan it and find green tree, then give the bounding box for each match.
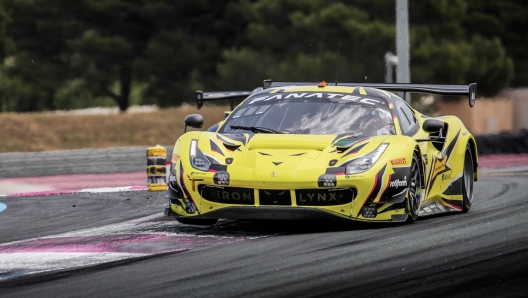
[143,0,251,106]
[65,0,154,111]
[216,0,395,89]
[216,0,513,97]
[410,0,513,96]
[2,0,75,112]
[462,0,528,87]
[0,0,522,113]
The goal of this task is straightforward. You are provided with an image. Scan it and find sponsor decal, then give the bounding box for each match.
[423,207,432,213]
[390,176,407,188]
[248,92,381,105]
[296,189,354,206]
[199,186,255,205]
[217,190,252,202]
[390,158,407,166]
[345,175,365,179]
[172,154,180,163]
[271,171,277,177]
[190,171,207,176]
[298,192,338,202]
[441,172,451,181]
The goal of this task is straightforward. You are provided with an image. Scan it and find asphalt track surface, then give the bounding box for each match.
[1,149,528,297]
[0,146,173,178]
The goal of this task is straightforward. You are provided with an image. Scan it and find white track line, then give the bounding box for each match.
[5,185,149,197]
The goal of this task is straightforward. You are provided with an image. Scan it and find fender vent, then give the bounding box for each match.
[223,143,241,151]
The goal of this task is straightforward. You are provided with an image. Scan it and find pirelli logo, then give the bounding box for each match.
[390,158,406,166]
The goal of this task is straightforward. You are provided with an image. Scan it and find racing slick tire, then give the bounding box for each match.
[462,146,474,213]
[175,217,219,226]
[405,152,422,223]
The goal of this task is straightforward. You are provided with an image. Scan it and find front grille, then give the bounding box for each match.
[296,188,355,206]
[198,186,354,207]
[199,186,254,205]
[259,189,291,206]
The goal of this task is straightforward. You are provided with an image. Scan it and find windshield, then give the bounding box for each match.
[219,95,396,136]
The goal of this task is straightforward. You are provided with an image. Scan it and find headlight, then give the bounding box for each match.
[189,139,211,171]
[345,143,388,175]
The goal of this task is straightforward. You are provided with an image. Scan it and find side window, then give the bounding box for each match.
[394,98,418,135]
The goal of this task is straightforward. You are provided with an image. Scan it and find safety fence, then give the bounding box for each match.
[476,129,528,155]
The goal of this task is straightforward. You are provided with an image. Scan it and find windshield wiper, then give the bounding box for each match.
[230,125,286,134]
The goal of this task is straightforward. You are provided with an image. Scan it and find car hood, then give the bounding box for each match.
[198,132,388,173]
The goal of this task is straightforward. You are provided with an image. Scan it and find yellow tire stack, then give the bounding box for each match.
[147,145,167,191]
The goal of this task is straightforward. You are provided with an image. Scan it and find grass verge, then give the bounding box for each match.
[0,104,228,152]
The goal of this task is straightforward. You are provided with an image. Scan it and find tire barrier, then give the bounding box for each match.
[476,129,528,155]
[146,145,167,191]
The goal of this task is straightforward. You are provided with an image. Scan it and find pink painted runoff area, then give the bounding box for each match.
[0,234,244,254]
[1,172,146,190]
[477,153,528,169]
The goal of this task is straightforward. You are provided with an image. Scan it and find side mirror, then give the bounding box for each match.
[422,119,444,133]
[184,114,204,133]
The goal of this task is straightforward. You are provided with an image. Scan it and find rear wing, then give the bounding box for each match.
[196,90,252,110]
[262,79,477,107]
[196,81,477,109]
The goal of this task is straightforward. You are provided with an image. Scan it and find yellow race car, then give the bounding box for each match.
[164,80,478,225]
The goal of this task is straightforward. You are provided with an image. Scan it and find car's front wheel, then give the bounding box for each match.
[175,218,219,226]
[462,146,474,212]
[405,152,422,223]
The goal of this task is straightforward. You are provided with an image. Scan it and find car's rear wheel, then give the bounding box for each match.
[462,146,474,212]
[175,218,219,226]
[405,152,422,223]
